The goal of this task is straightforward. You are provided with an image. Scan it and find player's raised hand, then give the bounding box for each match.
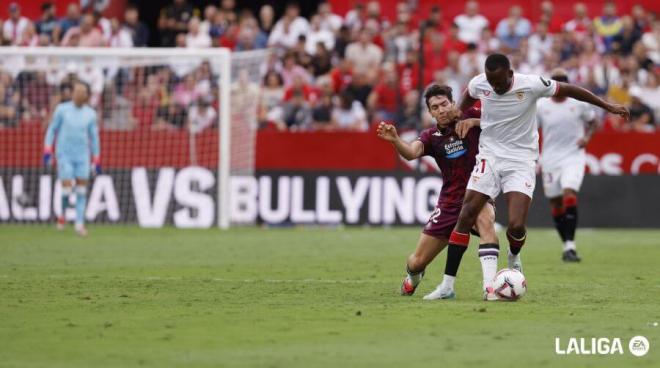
[456,119,480,139]
[606,103,630,121]
[376,121,399,142]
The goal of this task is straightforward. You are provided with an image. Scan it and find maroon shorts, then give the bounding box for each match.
[422,206,461,239]
[422,200,496,239]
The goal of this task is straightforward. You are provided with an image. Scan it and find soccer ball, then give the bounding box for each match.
[493,268,527,301]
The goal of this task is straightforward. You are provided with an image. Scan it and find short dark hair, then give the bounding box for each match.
[485,53,511,72]
[424,84,453,109]
[41,2,53,11]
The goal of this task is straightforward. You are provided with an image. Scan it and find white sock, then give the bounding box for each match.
[479,245,499,289]
[440,275,455,290]
[564,240,576,252]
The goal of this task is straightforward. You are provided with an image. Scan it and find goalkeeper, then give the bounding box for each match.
[43,81,101,236]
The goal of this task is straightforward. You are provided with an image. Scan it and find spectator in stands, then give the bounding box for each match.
[441,50,469,93]
[3,3,30,45]
[267,2,310,50]
[123,4,149,47]
[528,22,554,66]
[199,5,217,36]
[344,3,366,32]
[425,5,447,34]
[185,17,211,48]
[21,71,51,121]
[333,25,351,59]
[101,84,136,130]
[283,74,319,105]
[311,42,332,77]
[539,1,563,34]
[317,2,342,33]
[398,90,421,131]
[158,0,195,47]
[627,89,655,132]
[634,72,660,120]
[594,1,623,52]
[496,5,532,51]
[235,15,267,51]
[454,0,489,44]
[188,96,216,134]
[310,76,334,131]
[444,22,467,54]
[458,43,486,79]
[36,2,60,44]
[259,70,286,130]
[0,74,19,128]
[282,89,312,130]
[345,71,372,108]
[93,11,113,43]
[630,5,649,33]
[367,63,399,123]
[345,29,383,83]
[109,18,133,48]
[563,3,591,41]
[173,74,201,107]
[641,20,659,64]
[62,13,106,47]
[281,52,312,88]
[58,3,81,37]
[305,15,335,56]
[332,90,368,132]
[478,27,500,55]
[258,5,275,36]
[634,41,654,73]
[16,23,39,47]
[612,16,641,55]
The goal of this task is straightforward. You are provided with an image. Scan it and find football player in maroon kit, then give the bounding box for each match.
[377,84,499,301]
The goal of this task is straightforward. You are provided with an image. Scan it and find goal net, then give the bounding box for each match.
[0,47,269,228]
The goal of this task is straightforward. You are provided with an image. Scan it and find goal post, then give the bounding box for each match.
[0,47,269,228]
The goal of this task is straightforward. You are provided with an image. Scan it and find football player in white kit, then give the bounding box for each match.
[537,69,599,262]
[422,54,629,301]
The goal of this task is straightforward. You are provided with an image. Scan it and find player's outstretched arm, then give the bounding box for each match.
[43,105,64,166]
[376,121,424,160]
[555,83,630,120]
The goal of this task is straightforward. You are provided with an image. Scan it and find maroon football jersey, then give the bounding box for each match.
[417,108,481,210]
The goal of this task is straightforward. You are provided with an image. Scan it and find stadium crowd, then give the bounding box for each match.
[0,0,658,133]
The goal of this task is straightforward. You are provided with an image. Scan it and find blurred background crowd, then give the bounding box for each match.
[0,0,658,133]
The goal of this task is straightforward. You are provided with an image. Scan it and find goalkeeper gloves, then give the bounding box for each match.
[43,147,53,167]
[92,156,102,175]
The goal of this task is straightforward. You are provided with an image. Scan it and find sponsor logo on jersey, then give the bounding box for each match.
[516,91,525,100]
[484,90,491,96]
[444,136,467,159]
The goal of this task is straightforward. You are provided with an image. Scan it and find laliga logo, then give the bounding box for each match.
[555,336,649,356]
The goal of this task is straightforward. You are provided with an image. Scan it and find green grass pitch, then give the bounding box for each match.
[1,226,659,367]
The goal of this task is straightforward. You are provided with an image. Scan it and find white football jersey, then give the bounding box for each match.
[537,98,596,169]
[467,73,558,161]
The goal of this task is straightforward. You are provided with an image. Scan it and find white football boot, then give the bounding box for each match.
[423,284,456,300]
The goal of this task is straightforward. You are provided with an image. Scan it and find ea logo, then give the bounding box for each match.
[628,336,650,357]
